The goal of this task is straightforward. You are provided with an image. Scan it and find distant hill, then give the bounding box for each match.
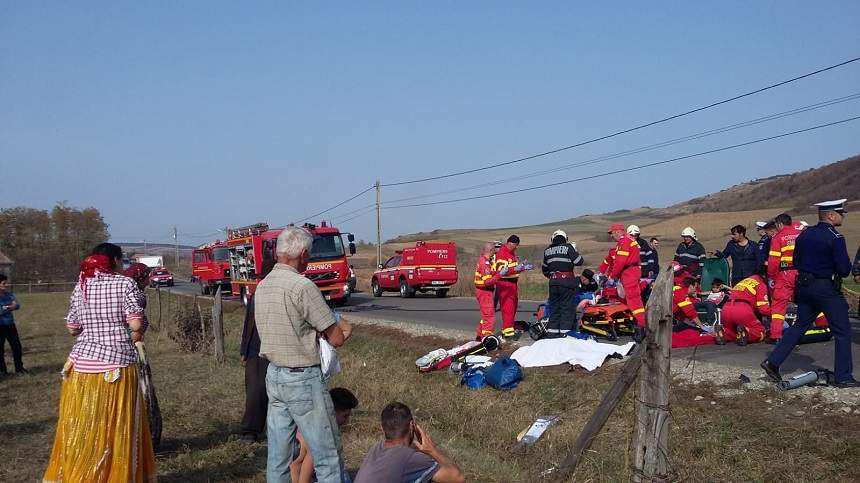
[663,154,860,215]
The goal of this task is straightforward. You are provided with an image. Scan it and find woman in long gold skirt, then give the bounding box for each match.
[43,363,157,483]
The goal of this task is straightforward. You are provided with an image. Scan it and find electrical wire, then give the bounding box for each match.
[329,203,377,222]
[290,184,376,225]
[382,92,860,205]
[336,206,378,225]
[382,115,860,209]
[380,56,860,187]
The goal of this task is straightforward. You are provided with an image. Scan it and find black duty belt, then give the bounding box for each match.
[551,272,575,279]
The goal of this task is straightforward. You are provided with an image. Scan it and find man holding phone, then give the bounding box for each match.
[354,402,464,483]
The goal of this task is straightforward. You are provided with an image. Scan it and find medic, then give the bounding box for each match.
[492,235,533,339]
[600,223,646,341]
[766,213,804,343]
[716,273,770,346]
[474,242,502,339]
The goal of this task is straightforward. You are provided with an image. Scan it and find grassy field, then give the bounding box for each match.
[3,292,860,482]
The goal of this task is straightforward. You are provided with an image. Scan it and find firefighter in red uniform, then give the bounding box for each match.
[474,242,502,339]
[600,224,646,341]
[493,235,532,338]
[673,277,703,328]
[717,274,770,345]
[767,213,804,343]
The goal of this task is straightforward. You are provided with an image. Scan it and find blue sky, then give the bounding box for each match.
[2,2,859,245]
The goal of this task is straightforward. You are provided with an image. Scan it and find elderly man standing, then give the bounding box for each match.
[256,226,352,483]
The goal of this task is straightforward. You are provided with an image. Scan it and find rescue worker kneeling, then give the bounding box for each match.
[716,273,770,346]
[542,230,583,337]
[673,277,705,330]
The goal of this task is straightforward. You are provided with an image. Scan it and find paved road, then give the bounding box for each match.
[168,280,541,333]
[168,281,859,374]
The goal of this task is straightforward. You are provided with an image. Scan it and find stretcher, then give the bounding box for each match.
[578,284,636,340]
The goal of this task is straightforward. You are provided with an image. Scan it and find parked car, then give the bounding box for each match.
[371,241,458,298]
[149,268,175,287]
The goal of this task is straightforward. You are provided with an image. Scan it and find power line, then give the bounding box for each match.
[381,56,860,187]
[382,115,860,209]
[329,202,377,222]
[290,185,376,225]
[382,92,860,205]
[336,206,378,225]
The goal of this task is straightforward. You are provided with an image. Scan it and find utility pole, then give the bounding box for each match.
[375,180,382,267]
[173,226,179,267]
[143,239,147,254]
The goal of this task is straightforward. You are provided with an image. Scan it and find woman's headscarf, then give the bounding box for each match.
[79,254,113,300]
[123,263,151,287]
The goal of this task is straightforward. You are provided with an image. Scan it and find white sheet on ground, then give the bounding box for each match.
[510,338,636,371]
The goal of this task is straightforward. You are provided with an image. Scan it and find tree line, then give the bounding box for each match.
[0,203,109,282]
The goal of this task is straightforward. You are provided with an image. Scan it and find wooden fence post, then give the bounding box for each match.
[211,286,225,363]
[156,287,162,331]
[554,343,645,478]
[632,266,674,482]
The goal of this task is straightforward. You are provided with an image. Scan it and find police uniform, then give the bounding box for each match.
[766,199,856,385]
[542,239,583,336]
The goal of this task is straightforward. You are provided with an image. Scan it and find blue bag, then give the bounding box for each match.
[483,357,523,391]
[460,367,487,390]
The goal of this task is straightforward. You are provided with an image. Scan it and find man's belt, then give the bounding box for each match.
[799,271,836,281]
[551,272,575,279]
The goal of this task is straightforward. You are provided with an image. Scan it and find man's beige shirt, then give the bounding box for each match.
[255,263,336,368]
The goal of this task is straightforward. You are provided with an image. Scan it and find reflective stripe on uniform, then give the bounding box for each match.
[617,250,630,256]
[678,301,692,307]
[756,301,768,306]
[780,245,795,252]
[769,251,781,257]
[772,314,785,320]
[632,308,645,315]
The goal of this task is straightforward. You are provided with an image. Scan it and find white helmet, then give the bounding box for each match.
[551,229,568,242]
[681,227,696,238]
[627,225,641,236]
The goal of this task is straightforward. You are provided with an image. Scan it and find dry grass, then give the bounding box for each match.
[3,292,859,482]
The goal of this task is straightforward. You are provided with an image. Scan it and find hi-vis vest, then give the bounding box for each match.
[474,255,495,288]
[493,246,520,280]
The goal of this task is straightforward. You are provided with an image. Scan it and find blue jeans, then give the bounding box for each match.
[265,365,343,483]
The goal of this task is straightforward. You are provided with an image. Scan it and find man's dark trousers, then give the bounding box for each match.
[768,279,853,382]
[241,355,269,435]
[547,285,576,335]
[0,324,24,373]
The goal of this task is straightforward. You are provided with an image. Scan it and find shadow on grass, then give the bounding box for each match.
[0,417,55,435]
[157,427,234,454]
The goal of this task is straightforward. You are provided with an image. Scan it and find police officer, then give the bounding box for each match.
[762,199,858,388]
[542,230,583,337]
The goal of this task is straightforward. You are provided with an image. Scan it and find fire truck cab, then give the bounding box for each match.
[192,241,231,295]
[227,222,356,306]
[371,241,458,298]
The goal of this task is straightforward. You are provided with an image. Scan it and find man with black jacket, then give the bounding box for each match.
[711,224,761,286]
[542,230,584,337]
[628,225,658,280]
[239,293,268,442]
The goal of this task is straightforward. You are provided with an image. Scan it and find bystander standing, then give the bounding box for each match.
[255,227,353,483]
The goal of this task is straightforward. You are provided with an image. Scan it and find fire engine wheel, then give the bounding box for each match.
[371,279,382,297]
[399,279,415,298]
[435,289,448,298]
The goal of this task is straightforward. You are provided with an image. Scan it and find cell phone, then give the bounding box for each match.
[412,422,422,444]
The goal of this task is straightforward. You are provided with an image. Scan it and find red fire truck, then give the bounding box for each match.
[226,222,356,306]
[191,241,232,295]
[371,241,458,298]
